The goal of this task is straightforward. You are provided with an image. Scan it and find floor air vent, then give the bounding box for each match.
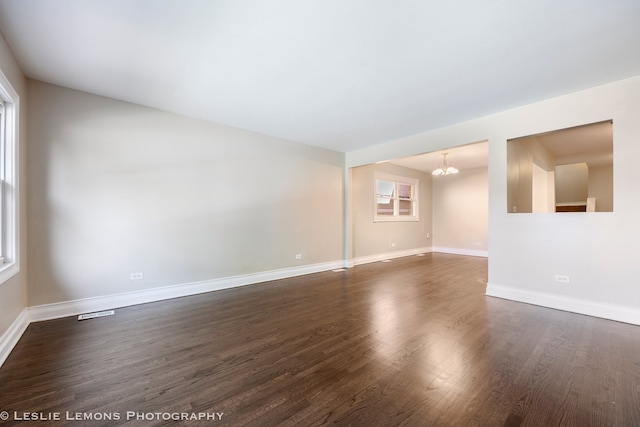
[78,310,115,321]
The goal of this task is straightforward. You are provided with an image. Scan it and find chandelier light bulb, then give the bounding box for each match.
[432,153,459,176]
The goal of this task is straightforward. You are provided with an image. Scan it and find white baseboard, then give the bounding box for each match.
[486,283,640,325]
[0,308,29,367]
[28,260,345,323]
[0,260,344,367]
[432,247,488,257]
[351,247,432,266]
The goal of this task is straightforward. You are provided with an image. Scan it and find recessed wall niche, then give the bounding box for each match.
[507,121,613,213]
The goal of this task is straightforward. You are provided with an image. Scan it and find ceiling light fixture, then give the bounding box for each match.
[432,153,459,176]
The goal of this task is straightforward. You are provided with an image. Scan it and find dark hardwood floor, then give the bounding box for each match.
[1,253,640,426]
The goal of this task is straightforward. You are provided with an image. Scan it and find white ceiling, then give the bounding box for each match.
[515,120,613,167]
[1,1,639,153]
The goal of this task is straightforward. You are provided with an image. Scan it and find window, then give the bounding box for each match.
[374,173,419,222]
[0,68,19,284]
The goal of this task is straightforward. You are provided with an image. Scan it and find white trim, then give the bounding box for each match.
[28,260,344,322]
[0,261,341,366]
[0,308,29,366]
[486,283,640,325]
[555,201,587,207]
[432,247,488,258]
[0,67,20,285]
[350,246,432,266]
[372,215,420,223]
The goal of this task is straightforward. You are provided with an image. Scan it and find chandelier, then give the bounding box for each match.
[432,153,459,176]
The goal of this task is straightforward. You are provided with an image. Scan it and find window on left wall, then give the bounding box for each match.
[0,68,19,285]
[374,173,419,222]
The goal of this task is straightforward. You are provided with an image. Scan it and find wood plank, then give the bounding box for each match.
[1,253,639,426]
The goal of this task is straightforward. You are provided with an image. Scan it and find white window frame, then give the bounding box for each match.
[374,172,419,222]
[0,68,20,285]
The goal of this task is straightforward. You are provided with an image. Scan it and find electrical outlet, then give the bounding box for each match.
[426,232,430,239]
[295,254,302,260]
[555,274,570,283]
[129,272,144,280]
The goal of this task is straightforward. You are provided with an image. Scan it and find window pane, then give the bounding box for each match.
[398,199,413,215]
[398,182,412,199]
[376,180,395,198]
[376,198,394,215]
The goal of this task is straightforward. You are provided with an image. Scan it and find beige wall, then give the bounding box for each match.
[555,163,588,204]
[506,140,532,213]
[508,136,613,212]
[432,167,488,253]
[588,164,613,211]
[0,33,27,339]
[351,163,432,258]
[507,137,555,213]
[27,81,344,306]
